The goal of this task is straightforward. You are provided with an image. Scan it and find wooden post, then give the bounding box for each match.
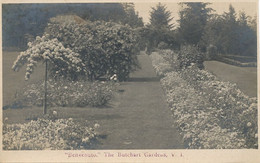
[43,60,48,114]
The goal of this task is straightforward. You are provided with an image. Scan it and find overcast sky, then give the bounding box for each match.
[134,2,257,26]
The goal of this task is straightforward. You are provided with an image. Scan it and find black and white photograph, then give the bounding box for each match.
[1,0,259,162]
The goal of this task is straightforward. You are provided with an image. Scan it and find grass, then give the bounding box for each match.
[3,53,185,149]
[204,61,257,97]
[3,51,45,107]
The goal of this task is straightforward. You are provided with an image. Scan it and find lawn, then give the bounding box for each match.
[3,53,184,149]
[204,61,257,97]
[3,51,45,107]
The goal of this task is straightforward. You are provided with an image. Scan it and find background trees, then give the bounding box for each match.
[2,3,143,50]
[200,5,257,56]
[178,2,213,45]
[143,3,177,52]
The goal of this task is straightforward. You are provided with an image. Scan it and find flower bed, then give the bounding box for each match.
[3,117,100,150]
[13,80,116,108]
[150,50,258,148]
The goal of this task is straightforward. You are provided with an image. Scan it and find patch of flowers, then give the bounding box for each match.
[150,50,258,148]
[3,116,100,150]
[14,79,116,107]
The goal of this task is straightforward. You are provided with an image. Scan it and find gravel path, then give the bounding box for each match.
[95,53,184,149]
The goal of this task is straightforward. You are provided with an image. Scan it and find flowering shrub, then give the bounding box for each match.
[45,15,140,81]
[3,117,100,150]
[150,52,173,77]
[12,35,84,80]
[14,80,116,107]
[150,49,258,149]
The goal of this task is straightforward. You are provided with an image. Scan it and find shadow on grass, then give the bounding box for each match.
[87,114,123,120]
[127,77,160,82]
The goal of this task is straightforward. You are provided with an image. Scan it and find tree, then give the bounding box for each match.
[122,3,144,28]
[201,6,257,57]
[150,3,174,30]
[178,2,213,45]
[220,4,239,54]
[144,3,174,51]
[236,12,257,56]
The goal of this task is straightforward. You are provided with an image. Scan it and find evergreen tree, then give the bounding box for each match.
[149,3,174,30]
[122,3,144,28]
[144,3,175,51]
[178,2,213,45]
[220,4,239,54]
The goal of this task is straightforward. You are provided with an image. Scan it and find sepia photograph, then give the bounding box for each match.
[1,0,259,162]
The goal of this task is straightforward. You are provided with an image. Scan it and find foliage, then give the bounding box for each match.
[13,79,116,107]
[143,3,176,51]
[178,2,213,45]
[200,5,257,56]
[206,44,217,60]
[149,3,173,30]
[2,3,143,49]
[122,3,144,28]
[161,71,246,149]
[45,15,140,81]
[12,35,84,80]
[150,50,258,149]
[150,52,173,77]
[177,45,204,69]
[3,116,100,150]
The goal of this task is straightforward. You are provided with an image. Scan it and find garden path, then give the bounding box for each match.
[94,51,184,149]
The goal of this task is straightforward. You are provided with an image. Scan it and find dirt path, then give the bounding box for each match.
[204,61,257,97]
[94,53,184,149]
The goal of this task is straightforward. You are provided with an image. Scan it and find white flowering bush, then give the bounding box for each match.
[12,35,84,80]
[150,50,258,149]
[45,15,140,81]
[13,80,116,107]
[3,117,99,150]
[150,52,173,77]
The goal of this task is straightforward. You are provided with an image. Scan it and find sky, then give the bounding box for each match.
[134,2,257,26]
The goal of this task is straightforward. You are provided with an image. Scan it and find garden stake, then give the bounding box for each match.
[43,60,48,114]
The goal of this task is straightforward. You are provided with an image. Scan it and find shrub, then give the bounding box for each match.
[45,15,140,81]
[179,64,258,148]
[177,45,204,69]
[13,79,116,107]
[3,117,100,150]
[206,44,217,60]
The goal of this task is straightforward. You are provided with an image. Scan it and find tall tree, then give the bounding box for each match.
[178,2,213,45]
[149,3,174,30]
[122,3,144,28]
[144,3,175,51]
[220,4,239,54]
